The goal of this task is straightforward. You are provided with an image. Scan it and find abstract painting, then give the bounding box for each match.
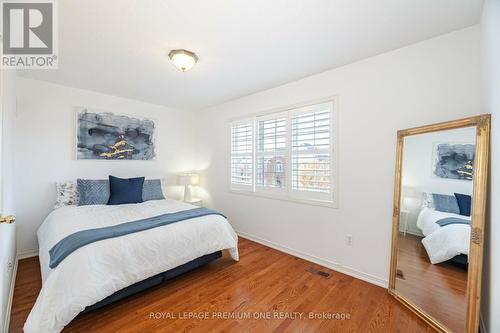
[433,143,475,180]
[77,109,156,160]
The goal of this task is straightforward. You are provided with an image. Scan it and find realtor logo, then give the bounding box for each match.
[1,0,58,69]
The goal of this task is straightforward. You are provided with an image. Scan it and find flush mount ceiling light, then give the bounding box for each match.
[168,49,199,72]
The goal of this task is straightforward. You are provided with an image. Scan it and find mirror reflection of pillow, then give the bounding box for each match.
[432,193,460,215]
[454,193,472,216]
[422,192,435,208]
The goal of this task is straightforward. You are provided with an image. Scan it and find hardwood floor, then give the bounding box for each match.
[10,238,433,332]
[395,233,468,333]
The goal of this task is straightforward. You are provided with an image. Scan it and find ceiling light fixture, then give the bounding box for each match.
[168,49,199,72]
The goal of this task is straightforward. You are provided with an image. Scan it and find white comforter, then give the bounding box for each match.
[25,200,239,333]
[416,207,470,264]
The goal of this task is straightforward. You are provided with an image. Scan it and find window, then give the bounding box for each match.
[229,100,336,206]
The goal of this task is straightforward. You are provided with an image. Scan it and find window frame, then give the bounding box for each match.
[228,97,339,208]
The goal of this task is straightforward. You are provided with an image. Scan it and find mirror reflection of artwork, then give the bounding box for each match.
[77,109,156,160]
[433,143,475,180]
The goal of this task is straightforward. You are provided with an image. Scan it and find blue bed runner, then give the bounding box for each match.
[436,217,471,227]
[49,207,225,269]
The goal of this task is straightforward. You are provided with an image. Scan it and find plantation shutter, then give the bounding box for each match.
[230,121,253,189]
[256,113,288,190]
[290,103,333,201]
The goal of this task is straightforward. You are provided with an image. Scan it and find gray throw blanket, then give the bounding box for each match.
[49,207,226,268]
[436,217,471,227]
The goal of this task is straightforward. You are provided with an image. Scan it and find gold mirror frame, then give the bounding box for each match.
[388,114,491,333]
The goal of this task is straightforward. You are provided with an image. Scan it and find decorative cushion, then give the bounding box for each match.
[108,176,145,205]
[77,179,110,206]
[142,179,165,201]
[432,193,460,214]
[454,193,472,217]
[54,181,79,209]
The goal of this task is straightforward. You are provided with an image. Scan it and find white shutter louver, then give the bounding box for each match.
[291,103,333,200]
[230,122,253,189]
[256,114,287,190]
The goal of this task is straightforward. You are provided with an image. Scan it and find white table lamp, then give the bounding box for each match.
[178,173,199,202]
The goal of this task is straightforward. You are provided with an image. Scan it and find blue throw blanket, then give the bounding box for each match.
[49,207,226,269]
[436,217,471,227]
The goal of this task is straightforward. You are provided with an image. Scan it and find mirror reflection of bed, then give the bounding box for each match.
[395,126,475,333]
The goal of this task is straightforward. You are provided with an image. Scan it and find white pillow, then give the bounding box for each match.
[54,181,79,209]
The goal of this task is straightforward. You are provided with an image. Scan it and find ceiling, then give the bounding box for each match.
[19,0,484,111]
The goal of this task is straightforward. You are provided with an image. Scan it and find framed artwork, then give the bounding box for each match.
[76,108,156,160]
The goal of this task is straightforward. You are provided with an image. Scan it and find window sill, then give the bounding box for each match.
[228,188,338,209]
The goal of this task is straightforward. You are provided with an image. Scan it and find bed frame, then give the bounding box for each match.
[83,251,222,312]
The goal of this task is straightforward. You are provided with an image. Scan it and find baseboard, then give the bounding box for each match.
[17,249,38,260]
[237,231,388,288]
[3,256,18,333]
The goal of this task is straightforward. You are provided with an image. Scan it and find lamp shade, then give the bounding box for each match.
[178,173,199,186]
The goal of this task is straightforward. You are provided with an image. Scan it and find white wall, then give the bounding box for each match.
[0,69,17,333]
[14,78,197,255]
[480,0,500,332]
[402,127,475,235]
[195,26,481,286]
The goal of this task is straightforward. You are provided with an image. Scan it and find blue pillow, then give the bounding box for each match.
[142,179,165,201]
[108,176,145,205]
[77,179,110,206]
[432,194,460,214]
[454,193,472,217]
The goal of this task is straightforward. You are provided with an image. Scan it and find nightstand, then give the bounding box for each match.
[186,198,202,207]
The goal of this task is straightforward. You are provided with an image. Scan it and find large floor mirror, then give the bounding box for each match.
[388,115,490,333]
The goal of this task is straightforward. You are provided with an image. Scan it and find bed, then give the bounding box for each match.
[416,207,470,265]
[24,199,239,333]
